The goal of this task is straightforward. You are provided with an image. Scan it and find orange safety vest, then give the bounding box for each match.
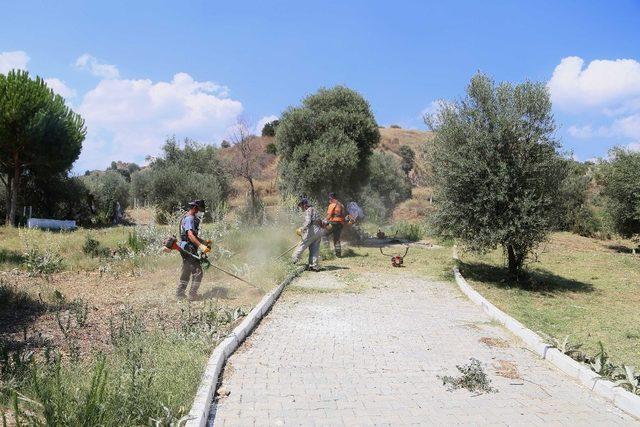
[326,201,345,223]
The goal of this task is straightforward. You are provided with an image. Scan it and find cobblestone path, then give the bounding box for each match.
[212,270,637,426]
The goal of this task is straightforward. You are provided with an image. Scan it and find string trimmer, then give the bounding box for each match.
[162,235,261,289]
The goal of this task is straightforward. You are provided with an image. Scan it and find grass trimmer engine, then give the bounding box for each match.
[379,246,409,268]
[162,235,211,269]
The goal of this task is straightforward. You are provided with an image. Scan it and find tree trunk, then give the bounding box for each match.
[6,159,20,226]
[506,244,519,277]
[248,176,257,220]
[4,175,12,225]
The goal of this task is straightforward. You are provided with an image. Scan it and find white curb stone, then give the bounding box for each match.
[452,263,640,420]
[185,266,306,427]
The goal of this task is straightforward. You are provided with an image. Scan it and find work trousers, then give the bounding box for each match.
[177,252,203,299]
[292,233,321,269]
[326,222,343,257]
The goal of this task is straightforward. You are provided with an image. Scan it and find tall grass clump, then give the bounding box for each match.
[391,221,425,242]
[2,306,227,425]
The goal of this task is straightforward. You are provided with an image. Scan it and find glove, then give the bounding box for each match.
[198,244,211,254]
[204,239,212,246]
[296,228,302,237]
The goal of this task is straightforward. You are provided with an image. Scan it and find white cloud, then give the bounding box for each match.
[0,50,30,73]
[75,53,120,79]
[550,56,640,150]
[44,77,76,99]
[420,100,440,117]
[548,56,640,111]
[254,115,278,136]
[77,72,243,170]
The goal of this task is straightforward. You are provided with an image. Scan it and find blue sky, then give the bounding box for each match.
[1,0,639,171]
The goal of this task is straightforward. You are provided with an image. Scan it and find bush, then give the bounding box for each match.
[391,222,425,242]
[265,142,277,155]
[571,206,601,238]
[82,235,111,258]
[261,120,279,137]
[359,152,412,223]
[390,124,401,129]
[143,138,230,218]
[601,147,640,238]
[23,248,64,276]
[81,171,130,225]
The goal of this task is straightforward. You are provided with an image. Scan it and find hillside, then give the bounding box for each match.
[377,127,434,157]
[222,128,434,220]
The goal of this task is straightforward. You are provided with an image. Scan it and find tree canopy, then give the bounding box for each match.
[428,73,567,276]
[261,119,279,137]
[131,137,230,220]
[276,85,379,201]
[0,70,85,225]
[602,147,640,238]
[399,145,416,175]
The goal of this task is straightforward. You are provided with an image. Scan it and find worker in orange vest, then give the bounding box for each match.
[324,192,345,257]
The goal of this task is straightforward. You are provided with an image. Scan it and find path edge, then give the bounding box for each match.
[185,265,306,427]
[451,253,640,420]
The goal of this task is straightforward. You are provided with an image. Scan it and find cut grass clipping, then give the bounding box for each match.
[439,358,497,394]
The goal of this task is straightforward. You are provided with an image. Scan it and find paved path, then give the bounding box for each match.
[212,270,637,426]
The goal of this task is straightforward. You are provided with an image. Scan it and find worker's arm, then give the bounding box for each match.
[188,230,210,253]
[187,230,200,246]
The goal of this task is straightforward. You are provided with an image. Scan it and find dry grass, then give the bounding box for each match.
[392,188,434,222]
[378,127,433,157]
[479,337,510,348]
[494,360,521,380]
[459,232,640,367]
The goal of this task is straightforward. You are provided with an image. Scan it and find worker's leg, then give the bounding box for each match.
[176,254,191,298]
[189,258,203,300]
[308,237,320,270]
[332,223,343,257]
[291,239,311,264]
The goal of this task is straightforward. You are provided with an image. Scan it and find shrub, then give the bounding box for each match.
[265,142,277,155]
[82,235,111,258]
[143,137,230,217]
[601,147,640,238]
[390,124,401,129]
[359,152,412,223]
[391,222,425,242]
[23,248,64,276]
[81,171,130,225]
[571,206,601,238]
[261,120,279,137]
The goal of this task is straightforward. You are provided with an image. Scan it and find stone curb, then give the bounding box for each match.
[185,266,306,427]
[452,262,640,420]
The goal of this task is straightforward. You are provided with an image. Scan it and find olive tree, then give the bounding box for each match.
[601,147,640,240]
[276,86,379,201]
[427,73,567,277]
[144,137,230,219]
[81,171,130,225]
[0,70,85,225]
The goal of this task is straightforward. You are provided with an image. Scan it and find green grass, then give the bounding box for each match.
[459,232,640,367]
[0,217,301,424]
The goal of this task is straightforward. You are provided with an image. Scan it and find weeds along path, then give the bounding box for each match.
[211,257,636,426]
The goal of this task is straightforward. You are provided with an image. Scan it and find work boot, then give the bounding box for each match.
[189,281,201,301]
[176,280,188,299]
[334,243,342,258]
